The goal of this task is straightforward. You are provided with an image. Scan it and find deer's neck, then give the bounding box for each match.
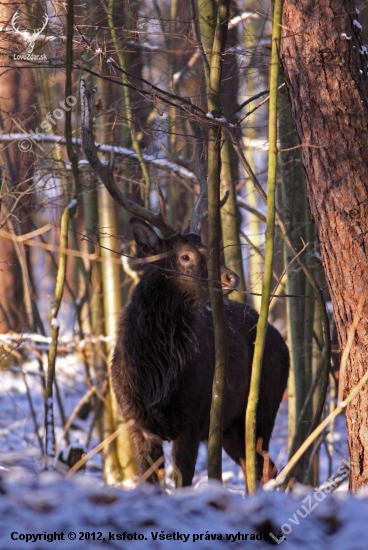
[123,269,198,408]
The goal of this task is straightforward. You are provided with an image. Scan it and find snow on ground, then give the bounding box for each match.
[1,471,368,549]
[0,353,355,549]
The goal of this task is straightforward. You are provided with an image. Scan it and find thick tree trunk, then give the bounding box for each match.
[0,1,36,334]
[281,0,368,490]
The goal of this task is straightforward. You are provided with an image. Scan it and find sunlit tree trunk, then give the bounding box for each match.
[197,0,246,302]
[88,0,137,484]
[242,13,267,312]
[281,0,368,490]
[97,184,137,483]
[245,0,283,493]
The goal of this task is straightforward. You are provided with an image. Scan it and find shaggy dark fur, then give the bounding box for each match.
[111,218,289,487]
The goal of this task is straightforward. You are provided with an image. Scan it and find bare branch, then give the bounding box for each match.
[0,133,197,182]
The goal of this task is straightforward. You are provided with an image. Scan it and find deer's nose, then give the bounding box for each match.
[222,270,239,289]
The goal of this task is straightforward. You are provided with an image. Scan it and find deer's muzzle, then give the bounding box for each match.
[220,266,240,294]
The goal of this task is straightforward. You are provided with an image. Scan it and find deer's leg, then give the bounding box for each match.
[130,427,164,484]
[222,418,276,485]
[172,429,200,487]
[222,417,246,476]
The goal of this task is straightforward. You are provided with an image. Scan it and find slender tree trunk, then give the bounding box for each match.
[220,140,247,303]
[108,0,152,209]
[97,185,137,483]
[95,73,137,483]
[220,6,246,303]
[310,259,324,485]
[242,12,267,312]
[44,0,79,463]
[245,0,283,493]
[281,0,368,490]
[206,0,230,482]
[278,84,308,473]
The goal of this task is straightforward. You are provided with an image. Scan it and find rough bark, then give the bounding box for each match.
[281,0,368,490]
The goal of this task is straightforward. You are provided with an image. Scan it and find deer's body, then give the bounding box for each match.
[111,220,289,486]
[80,80,289,488]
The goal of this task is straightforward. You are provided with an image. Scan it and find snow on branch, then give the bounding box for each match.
[0,133,197,182]
[0,332,114,351]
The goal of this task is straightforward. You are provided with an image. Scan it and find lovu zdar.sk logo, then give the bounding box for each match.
[11,10,48,54]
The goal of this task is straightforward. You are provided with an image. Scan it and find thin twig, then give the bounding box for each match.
[240,230,282,286]
[337,294,366,403]
[56,387,96,452]
[237,196,267,223]
[270,240,308,304]
[236,83,285,125]
[137,455,165,485]
[227,88,270,118]
[21,367,44,452]
[65,421,133,478]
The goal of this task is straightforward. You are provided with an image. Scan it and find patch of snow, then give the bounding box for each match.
[51,318,60,329]
[229,12,258,28]
[127,40,160,52]
[66,198,77,210]
[205,113,234,127]
[0,473,367,549]
[0,338,349,548]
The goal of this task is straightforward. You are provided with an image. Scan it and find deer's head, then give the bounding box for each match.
[80,79,239,299]
[130,218,239,300]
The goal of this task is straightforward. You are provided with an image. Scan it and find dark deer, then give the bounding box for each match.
[80,81,289,487]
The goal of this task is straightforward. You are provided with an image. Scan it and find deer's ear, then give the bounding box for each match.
[130,217,161,255]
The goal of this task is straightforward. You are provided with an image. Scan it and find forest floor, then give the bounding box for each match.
[1,352,365,549]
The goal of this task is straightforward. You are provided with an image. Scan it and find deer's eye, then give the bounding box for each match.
[181,254,190,261]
